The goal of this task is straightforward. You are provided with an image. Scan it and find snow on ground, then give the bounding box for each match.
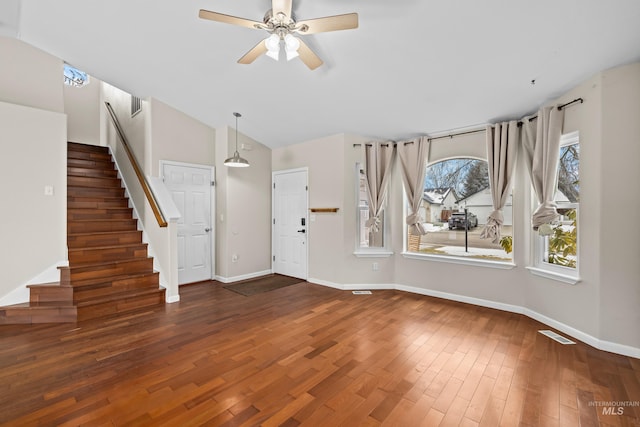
[433,246,510,259]
[424,223,448,232]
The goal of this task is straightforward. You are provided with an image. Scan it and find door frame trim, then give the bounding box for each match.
[272,167,309,280]
[160,160,216,282]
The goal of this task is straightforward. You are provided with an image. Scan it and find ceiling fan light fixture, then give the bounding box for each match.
[284,34,300,61]
[265,34,280,61]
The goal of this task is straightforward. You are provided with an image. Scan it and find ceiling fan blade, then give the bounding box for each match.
[198,9,263,30]
[237,40,268,64]
[296,38,323,70]
[272,0,293,18]
[296,13,358,34]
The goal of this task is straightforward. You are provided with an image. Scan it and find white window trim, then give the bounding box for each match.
[528,131,580,285]
[402,251,516,269]
[354,162,392,257]
[354,250,394,258]
[526,266,580,284]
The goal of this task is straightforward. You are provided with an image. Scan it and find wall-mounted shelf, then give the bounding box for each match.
[310,208,339,213]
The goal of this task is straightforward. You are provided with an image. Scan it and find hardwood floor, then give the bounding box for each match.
[1,281,638,426]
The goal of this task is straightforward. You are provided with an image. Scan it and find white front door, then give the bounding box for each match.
[162,162,213,284]
[272,169,308,280]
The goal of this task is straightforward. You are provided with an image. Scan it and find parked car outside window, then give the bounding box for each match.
[448,211,478,230]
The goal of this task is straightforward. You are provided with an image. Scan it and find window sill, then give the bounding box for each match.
[401,252,516,270]
[354,250,394,258]
[526,267,580,285]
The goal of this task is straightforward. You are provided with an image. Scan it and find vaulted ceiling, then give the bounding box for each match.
[6,0,640,148]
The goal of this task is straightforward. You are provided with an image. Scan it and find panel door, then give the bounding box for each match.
[273,169,308,280]
[163,163,213,284]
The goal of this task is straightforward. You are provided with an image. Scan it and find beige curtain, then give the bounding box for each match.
[480,121,520,243]
[397,136,429,235]
[363,142,396,238]
[522,106,565,230]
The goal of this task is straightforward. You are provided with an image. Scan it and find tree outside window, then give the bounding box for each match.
[541,135,579,269]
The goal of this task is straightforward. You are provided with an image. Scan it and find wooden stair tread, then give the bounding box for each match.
[68,230,140,238]
[68,242,147,252]
[67,218,137,224]
[2,301,76,309]
[67,257,153,270]
[75,287,165,307]
[71,272,159,292]
[68,207,132,213]
[68,141,109,151]
[26,282,71,288]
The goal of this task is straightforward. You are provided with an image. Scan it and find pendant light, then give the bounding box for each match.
[224,112,249,168]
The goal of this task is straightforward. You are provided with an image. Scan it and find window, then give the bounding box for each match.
[405,157,514,263]
[355,163,390,256]
[530,131,579,283]
[63,63,89,87]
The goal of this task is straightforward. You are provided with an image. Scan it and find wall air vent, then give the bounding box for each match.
[538,330,576,345]
[131,95,141,117]
[352,291,372,295]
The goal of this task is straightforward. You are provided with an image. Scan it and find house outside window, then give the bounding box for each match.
[530,131,580,283]
[405,157,513,264]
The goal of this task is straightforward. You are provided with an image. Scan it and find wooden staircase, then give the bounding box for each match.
[0,142,165,324]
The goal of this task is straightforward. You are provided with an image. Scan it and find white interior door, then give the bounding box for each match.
[162,162,213,284]
[273,169,308,280]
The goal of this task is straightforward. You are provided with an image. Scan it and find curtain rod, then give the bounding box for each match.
[352,142,398,147]
[353,97,584,146]
[427,128,485,142]
[518,97,584,126]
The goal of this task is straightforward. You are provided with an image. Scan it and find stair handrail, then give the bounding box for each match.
[104,101,168,227]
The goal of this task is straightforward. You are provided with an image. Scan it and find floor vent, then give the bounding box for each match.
[538,330,576,345]
[352,291,372,295]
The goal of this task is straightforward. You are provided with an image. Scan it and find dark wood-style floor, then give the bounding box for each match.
[1,280,638,426]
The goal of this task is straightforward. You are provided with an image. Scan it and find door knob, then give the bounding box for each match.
[205,228,211,232]
[297,229,306,233]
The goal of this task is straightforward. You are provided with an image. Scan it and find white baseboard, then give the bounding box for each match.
[309,280,640,359]
[523,308,640,359]
[215,269,273,284]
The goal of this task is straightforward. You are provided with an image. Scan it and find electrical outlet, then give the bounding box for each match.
[372,262,379,271]
[44,185,54,196]
[232,254,238,262]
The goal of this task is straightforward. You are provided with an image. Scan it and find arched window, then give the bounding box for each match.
[406,157,513,262]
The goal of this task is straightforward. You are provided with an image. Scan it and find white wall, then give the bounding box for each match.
[0,37,63,113]
[216,127,272,281]
[64,75,101,145]
[598,63,640,349]
[0,101,67,304]
[149,98,215,176]
[0,37,68,305]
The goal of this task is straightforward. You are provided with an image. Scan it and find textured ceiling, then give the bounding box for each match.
[13,0,640,148]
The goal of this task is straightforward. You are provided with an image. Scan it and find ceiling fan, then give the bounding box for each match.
[198,0,358,70]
